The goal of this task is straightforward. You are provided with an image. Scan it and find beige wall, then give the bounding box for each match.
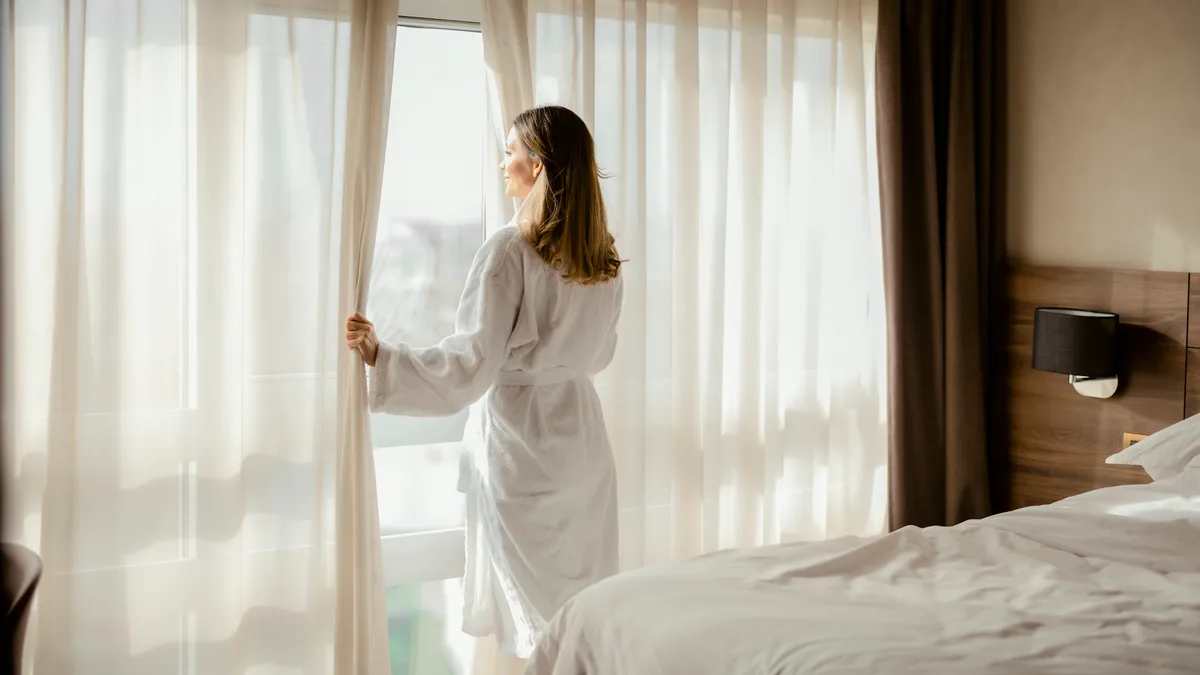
[1007,0,1200,272]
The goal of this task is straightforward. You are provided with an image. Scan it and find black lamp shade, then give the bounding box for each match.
[1032,308,1119,377]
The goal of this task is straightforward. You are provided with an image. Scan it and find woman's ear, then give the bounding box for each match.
[532,159,544,179]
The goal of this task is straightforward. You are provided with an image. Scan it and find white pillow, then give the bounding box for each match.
[1106,413,1200,481]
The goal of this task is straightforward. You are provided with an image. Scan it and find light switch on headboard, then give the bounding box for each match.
[1122,432,1148,450]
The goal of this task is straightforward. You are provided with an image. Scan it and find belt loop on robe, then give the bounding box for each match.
[495,367,582,386]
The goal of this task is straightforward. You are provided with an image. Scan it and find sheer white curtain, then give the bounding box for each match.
[4,0,395,672]
[483,0,886,568]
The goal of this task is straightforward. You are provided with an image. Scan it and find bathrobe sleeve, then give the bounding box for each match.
[591,276,624,374]
[369,228,523,417]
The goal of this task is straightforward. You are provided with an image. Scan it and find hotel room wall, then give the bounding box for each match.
[1007,0,1200,272]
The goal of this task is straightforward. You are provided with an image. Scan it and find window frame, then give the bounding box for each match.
[399,0,481,27]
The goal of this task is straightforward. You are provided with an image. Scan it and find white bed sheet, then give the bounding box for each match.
[529,471,1200,674]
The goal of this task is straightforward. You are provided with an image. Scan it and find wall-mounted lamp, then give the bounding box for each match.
[1032,308,1120,399]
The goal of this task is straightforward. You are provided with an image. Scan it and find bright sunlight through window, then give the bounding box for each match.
[370,24,484,675]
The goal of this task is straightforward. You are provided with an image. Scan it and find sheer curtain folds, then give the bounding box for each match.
[4,0,396,672]
[483,0,887,567]
[336,1,397,673]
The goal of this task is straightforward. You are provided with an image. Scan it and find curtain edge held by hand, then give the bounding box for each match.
[334,1,399,673]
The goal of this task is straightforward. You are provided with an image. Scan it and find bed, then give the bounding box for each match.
[529,266,1200,674]
[530,472,1200,674]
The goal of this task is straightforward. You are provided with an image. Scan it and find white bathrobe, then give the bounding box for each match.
[368,224,622,658]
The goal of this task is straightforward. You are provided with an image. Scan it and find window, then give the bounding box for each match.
[370,22,484,535]
[372,18,486,675]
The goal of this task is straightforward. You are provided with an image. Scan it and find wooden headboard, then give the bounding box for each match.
[1000,266,1200,510]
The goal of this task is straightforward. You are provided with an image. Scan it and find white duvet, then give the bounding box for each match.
[529,472,1200,674]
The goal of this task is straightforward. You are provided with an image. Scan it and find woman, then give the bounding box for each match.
[345,105,623,660]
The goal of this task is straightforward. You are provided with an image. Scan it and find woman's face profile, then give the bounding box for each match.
[501,126,542,199]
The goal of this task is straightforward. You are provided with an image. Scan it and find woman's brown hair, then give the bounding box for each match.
[513,106,621,285]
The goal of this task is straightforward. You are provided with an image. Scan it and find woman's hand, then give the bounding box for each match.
[345,312,380,367]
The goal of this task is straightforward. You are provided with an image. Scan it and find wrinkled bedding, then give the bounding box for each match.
[529,472,1200,674]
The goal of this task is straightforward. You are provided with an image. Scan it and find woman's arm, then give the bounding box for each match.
[368,230,523,417]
